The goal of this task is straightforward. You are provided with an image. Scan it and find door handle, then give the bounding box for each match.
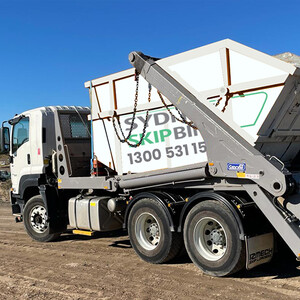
[27,154,31,164]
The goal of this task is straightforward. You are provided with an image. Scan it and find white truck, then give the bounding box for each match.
[1,39,300,277]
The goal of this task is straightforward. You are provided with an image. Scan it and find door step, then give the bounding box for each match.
[73,229,95,236]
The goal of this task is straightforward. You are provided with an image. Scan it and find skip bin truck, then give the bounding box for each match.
[1,39,300,277]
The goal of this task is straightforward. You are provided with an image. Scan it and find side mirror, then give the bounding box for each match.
[0,126,10,154]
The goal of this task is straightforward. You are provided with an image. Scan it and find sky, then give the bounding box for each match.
[0,0,300,123]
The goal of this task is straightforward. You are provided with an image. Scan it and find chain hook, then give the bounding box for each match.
[134,69,139,81]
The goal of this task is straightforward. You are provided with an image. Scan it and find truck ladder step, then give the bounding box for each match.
[73,229,95,236]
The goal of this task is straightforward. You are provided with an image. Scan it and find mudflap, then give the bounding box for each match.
[245,232,274,270]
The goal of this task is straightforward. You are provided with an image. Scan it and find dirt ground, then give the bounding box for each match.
[0,202,300,300]
[0,180,11,202]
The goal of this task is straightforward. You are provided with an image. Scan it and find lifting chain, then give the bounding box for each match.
[112,71,151,148]
[214,94,232,113]
[214,96,223,108]
[157,91,198,130]
[221,95,230,113]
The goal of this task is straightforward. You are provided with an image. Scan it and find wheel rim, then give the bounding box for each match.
[135,213,161,250]
[29,204,48,233]
[193,217,227,261]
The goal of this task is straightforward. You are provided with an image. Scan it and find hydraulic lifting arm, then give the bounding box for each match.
[128,50,300,258]
[128,51,287,197]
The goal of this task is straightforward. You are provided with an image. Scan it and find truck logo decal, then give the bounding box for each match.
[227,163,246,172]
[249,248,273,265]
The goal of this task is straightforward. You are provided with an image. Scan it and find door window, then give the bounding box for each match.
[12,117,29,154]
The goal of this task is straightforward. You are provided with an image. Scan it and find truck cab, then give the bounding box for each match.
[7,106,91,215]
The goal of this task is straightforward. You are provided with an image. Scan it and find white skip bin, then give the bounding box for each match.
[85,39,300,175]
[86,69,208,175]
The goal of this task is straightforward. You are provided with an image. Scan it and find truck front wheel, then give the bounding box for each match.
[128,198,183,264]
[23,195,60,242]
[183,200,245,276]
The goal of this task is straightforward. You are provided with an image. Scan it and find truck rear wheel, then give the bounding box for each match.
[128,198,183,264]
[183,200,245,276]
[23,195,60,242]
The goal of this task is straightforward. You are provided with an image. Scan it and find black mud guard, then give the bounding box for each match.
[178,191,245,240]
[19,174,40,199]
[39,185,67,233]
[124,191,183,232]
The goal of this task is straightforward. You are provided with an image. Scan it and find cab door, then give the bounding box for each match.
[10,115,31,195]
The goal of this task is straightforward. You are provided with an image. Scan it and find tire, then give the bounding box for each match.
[128,198,183,264]
[23,195,60,242]
[183,200,245,277]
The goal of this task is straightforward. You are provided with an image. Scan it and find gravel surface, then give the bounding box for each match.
[0,202,300,299]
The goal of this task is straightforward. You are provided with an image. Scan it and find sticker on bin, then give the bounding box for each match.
[227,163,246,172]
